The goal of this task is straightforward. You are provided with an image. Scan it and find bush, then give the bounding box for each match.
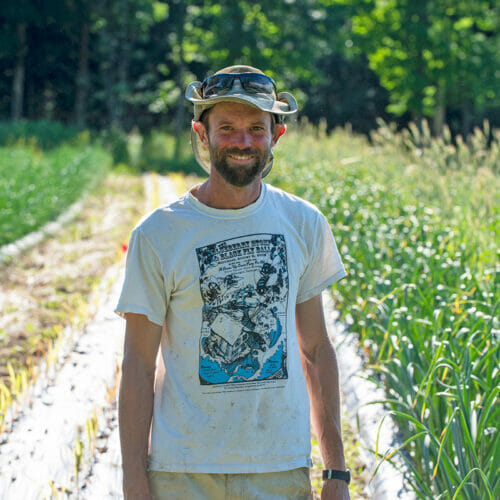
[0,120,84,149]
[99,127,130,165]
[139,129,204,176]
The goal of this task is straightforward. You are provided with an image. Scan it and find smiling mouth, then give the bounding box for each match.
[229,154,253,160]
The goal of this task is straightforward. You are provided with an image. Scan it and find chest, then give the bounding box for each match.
[164,226,309,313]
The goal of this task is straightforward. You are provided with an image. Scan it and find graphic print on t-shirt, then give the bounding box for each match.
[196,234,289,385]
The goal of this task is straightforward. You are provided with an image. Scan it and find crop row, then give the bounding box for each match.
[0,142,111,248]
[271,121,499,499]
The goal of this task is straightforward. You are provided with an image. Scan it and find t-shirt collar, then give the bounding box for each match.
[186,182,267,219]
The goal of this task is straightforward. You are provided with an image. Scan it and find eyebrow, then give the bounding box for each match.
[215,119,269,127]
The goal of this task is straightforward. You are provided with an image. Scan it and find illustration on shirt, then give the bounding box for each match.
[196,234,289,385]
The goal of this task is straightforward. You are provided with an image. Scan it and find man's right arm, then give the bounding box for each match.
[119,313,162,499]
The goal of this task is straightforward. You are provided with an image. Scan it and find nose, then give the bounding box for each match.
[231,129,252,149]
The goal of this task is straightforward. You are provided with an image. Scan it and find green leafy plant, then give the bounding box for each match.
[0,120,83,149]
[270,120,499,499]
[73,428,83,488]
[0,142,111,247]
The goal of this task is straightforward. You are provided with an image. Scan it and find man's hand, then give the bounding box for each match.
[123,474,153,500]
[321,478,350,499]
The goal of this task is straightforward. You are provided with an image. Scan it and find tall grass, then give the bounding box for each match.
[0,120,82,149]
[270,120,499,499]
[0,138,111,248]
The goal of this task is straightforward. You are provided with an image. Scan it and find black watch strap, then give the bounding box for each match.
[322,469,351,484]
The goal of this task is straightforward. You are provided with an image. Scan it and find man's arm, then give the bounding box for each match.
[296,294,350,500]
[119,313,162,500]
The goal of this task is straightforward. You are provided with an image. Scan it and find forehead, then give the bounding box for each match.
[208,101,272,125]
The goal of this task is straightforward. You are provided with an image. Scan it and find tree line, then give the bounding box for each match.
[1,0,498,137]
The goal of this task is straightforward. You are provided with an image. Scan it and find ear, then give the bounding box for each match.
[271,123,286,147]
[193,120,209,147]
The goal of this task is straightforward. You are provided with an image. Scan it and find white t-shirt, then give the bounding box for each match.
[116,182,346,473]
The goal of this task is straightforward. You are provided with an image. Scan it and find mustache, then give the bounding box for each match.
[223,148,259,156]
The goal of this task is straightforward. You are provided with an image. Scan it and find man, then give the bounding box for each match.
[116,65,350,500]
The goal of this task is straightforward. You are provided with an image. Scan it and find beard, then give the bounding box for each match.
[209,144,270,187]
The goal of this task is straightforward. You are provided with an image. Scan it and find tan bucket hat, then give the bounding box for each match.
[185,65,298,176]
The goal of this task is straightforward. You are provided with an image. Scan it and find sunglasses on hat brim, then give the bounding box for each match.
[201,73,277,99]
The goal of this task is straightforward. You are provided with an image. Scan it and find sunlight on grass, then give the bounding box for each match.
[271,120,499,499]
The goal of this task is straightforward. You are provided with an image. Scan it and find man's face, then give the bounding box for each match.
[197,102,284,187]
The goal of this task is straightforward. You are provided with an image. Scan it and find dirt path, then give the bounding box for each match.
[0,173,411,499]
[0,174,177,498]
[0,269,125,498]
[0,173,145,387]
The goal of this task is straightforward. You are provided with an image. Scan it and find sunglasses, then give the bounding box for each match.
[201,73,277,98]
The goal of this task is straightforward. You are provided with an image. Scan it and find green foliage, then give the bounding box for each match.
[100,127,131,165]
[270,121,499,499]
[137,129,204,176]
[0,120,84,149]
[336,0,500,127]
[2,0,498,135]
[98,126,205,174]
[0,140,111,247]
[372,118,500,175]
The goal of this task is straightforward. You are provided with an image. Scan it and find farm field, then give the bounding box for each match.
[0,170,145,424]
[2,2,499,498]
[1,120,498,499]
[271,121,499,499]
[0,122,111,247]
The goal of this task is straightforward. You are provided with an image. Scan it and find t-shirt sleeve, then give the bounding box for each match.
[296,213,346,304]
[115,227,167,326]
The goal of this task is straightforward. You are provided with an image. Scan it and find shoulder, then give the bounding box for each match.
[265,183,324,220]
[132,193,191,241]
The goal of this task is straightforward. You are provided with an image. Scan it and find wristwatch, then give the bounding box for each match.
[322,469,351,484]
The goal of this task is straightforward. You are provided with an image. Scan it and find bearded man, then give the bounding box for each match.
[116,65,350,500]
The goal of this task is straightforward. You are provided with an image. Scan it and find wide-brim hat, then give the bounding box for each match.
[185,65,298,176]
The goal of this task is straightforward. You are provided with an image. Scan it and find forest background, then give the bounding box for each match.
[1,0,499,147]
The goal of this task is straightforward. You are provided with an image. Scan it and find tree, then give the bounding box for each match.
[0,1,36,120]
[0,0,388,131]
[335,0,500,135]
[72,1,91,128]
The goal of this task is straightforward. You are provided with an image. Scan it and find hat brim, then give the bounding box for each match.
[185,82,298,118]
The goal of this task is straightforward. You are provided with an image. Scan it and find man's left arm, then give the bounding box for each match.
[296,293,350,500]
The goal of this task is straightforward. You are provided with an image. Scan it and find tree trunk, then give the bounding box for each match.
[173,1,187,161]
[97,1,117,128]
[461,100,472,139]
[104,38,117,127]
[74,22,90,128]
[101,0,131,130]
[432,84,446,136]
[11,23,27,121]
[116,6,130,130]
[173,61,185,162]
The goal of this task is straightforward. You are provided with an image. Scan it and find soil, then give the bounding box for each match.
[0,172,145,385]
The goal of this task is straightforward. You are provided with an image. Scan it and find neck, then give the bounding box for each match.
[192,172,262,209]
